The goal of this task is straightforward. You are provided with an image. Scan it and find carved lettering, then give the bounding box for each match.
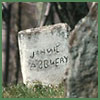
[29,56,68,70]
[60,57,64,63]
[55,58,59,67]
[29,43,68,70]
[38,60,42,69]
[44,60,49,68]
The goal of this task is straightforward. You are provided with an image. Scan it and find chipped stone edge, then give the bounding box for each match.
[18,23,71,35]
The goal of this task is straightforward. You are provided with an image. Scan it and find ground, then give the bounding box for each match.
[2,83,64,98]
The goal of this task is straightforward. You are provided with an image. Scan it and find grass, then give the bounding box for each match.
[2,82,65,98]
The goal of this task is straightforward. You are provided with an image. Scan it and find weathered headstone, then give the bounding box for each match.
[65,2,98,98]
[18,23,70,86]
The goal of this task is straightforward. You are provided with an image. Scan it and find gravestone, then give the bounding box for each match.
[65,3,98,98]
[18,23,71,86]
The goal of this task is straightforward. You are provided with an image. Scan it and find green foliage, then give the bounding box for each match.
[2,83,65,98]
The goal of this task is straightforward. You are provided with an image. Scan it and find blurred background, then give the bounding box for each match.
[2,2,90,86]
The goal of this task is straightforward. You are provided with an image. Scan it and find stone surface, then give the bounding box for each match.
[65,2,98,98]
[18,23,71,86]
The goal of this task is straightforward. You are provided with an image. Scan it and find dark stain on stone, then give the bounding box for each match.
[52,25,62,31]
[69,31,77,46]
[65,68,69,75]
[83,26,91,32]
[34,31,40,35]
[51,30,54,35]
[65,24,71,32]
[27,33,32,39]
[28,35,31,39]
